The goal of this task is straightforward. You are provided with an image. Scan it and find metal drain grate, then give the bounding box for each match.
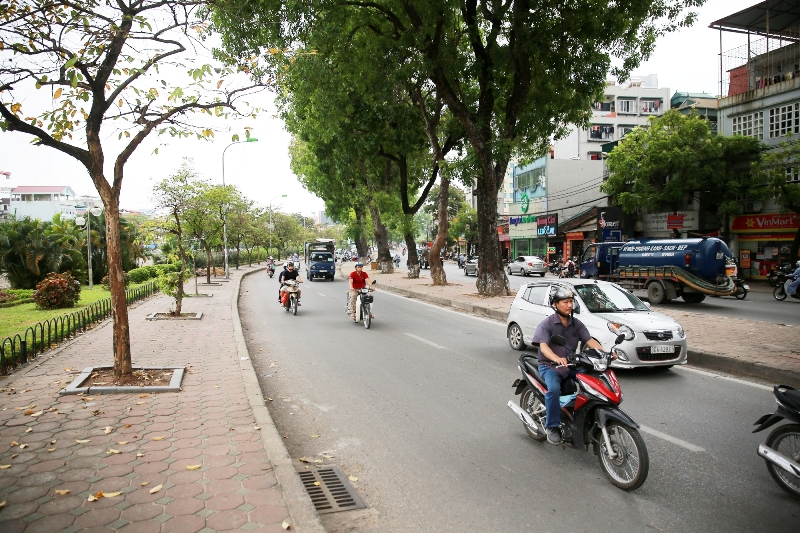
[297,465,367,514]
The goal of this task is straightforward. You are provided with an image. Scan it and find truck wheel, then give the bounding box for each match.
[682,293,705,304]
[647,282,666,305]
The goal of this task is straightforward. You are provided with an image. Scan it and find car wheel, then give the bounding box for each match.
[539,272,546,277]
[464,268,469,276]
[507,266,512,275]
[508,323,526,351]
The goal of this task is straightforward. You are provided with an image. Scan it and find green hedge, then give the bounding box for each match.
[0,298,34,309]
[126,263,180,284]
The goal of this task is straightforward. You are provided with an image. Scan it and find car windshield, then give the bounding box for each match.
[574,284,649,313]
[311,253,332,262]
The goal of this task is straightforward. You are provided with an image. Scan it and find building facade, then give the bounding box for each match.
[9,185,78,221]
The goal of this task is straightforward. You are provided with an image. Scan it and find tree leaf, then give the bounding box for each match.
[282,519,290,530]
[54,88,62,99]
[47,448,56,452]
[103,491,122,497]
[55,490,70,495]
[25,427,32,433]
[348,476,358,482]
[19,444,27,449]
[141,481,149,486]
[103,426,114,434]
[185,464,202,470]
[117,441,128,445]
[152,436,166,441]
[0,465,11,469]
[76,439,90,443]
[106,448,121,454]
[149,483,163,494]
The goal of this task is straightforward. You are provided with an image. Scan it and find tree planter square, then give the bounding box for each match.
[145,312,203,320]
[60,366,185,395]
[198,282,222,286]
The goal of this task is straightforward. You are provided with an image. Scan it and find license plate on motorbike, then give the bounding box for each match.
[651,345,675,354]
[743,284,750,290]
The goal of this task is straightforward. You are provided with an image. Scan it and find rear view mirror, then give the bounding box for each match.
[615,334,625,345]
[573,303,580,314]
[550,335,566,347]
[372,280,377,285]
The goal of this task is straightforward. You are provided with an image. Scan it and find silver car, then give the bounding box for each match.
[506,279,688,368]
[463,257,478,276]
[507,255,547,277]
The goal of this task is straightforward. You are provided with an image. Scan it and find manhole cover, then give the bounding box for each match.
[297,465,367,514]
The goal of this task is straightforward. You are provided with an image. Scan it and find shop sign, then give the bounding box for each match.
[737,233,797,242]
[643,211,699,232]
[739,250,751,269]
[666,213,684,229]
[537,214,558,236]
[509,214,537,226]
[566,232,584,239]
[547,246,556,254]
[732,213,799,233]
[597,206,623,236]
[521,192,530,213]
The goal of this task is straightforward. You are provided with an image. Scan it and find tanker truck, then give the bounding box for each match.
[580,237,736,304]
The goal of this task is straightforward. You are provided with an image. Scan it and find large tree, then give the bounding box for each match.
[215,0,700,295]
[602,110,763,242]
[0,1,264,379]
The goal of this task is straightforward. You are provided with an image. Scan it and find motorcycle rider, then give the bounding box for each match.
[278,261,302,305]
[787,260,800,297]
[349,262,374,320]
[532,286,605,445]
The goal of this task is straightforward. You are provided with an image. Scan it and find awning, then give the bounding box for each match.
[710,1,800,38]
[738,233,796,241]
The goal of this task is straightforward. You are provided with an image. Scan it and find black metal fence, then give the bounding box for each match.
[0,282,158,375]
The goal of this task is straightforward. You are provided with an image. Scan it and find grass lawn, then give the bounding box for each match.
[0,283,152,341]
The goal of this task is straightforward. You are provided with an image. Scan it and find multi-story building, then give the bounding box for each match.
[552,75,671,161]
[671,91,719,133]
[713,1,800,277]
[9,185,78,221]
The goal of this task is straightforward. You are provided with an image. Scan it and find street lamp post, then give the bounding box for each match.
[221,137,259,279]
[269,195,287,258]
[77,205,103,289]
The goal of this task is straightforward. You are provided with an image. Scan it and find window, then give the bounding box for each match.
[592,101,615,112]
[640,99,661,114]
[787,167,800,183]
[588,124,614,141]
[515,167,545,190]
[619,125,637,138]
[581,245,597,264]
[769,103,800,138]
[618,99,636,114]
[732,112,764,139]
[588,152,602,160]
[524,285,550,306]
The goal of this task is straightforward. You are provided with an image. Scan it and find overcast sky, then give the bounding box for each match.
[0,0,756,214]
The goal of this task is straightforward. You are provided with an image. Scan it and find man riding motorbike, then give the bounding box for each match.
[787,260,800,297]
[532,286,606,445]
[278,261,302,305]
[349,262,374,320]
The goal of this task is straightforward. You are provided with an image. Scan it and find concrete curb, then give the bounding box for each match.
[376,278,799,387]
[231,267,326,533]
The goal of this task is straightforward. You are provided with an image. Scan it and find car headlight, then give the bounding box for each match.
[675,323,685,339]
[612,347,629,362]
[607,322,635,341]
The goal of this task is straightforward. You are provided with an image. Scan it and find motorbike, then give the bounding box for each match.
[268,263,275,278]
[508,334,649,491]
[753,385,800,499]
[768,263,794,287]
[346,280,377,329]
[773,274,799,301]
[281,280,301,315]
[547,261,562,276]
[732,276,749,300]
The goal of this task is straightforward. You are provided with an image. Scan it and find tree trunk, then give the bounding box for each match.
[429,175,450,285]
[353,206,369,258]
[205,247,212,284]
[404,230,420,278]
[235,240,241,269]
[105,201,133,379]
[475,167,509,296]
[369,204,394,273]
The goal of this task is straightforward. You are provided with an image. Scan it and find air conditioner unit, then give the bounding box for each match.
[743,201,763,213]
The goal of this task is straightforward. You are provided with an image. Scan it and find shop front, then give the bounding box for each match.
[732,213,799,279]
[565,232,585,260]
[509,213,557,259]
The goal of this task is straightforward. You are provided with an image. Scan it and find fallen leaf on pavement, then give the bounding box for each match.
[124,424,131,428]
[137,453,145,457]
[106,449,121,454]
[149,484,162,494]
[299,457,310,463]
[310,435,320,438]
[0,500,6,508]
[117,441,128,445]
[348,476,358,482]
[10,441,18,446]
[152,436,165,441]
[267,398,273,401]
[48,407,57,412]
[87,491,104,502]
[55,490,70,495]
[19,444,27,449]
[0,465,10,469]
[15,404,34,410]
[103,426,114,434]
[141,481,149,486]
[64,368,71,371]
[47,448,56,452]
[254,426,260,430]
[282,519,291,530]
[139,394,149,398]
[50,440,56,444]
[214,385,219,388]
[313,481,320,486]
[186,465,202,470]
[11,454,18,459]
[103,492,122,497]
[315,460,323,464]
[136,401,146,405]
[24,410,34,415]
[30,410,44,417]
[76,439,90,443]
[25,427,32,433]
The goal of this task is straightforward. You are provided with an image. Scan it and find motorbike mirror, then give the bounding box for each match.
[549,335,567,347]
[614,334,625,345]
[372,280,377,285]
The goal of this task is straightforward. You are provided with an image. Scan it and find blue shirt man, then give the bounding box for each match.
[532,286,602,445]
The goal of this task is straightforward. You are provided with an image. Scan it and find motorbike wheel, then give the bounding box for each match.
[774,285,788,301]
[764,423,800,498]
[597,422,649,491]
[735,287,747,300]
[290,295,297,315]
[362,303,371,329]
[767,274,777,287]
[518,386,546,442]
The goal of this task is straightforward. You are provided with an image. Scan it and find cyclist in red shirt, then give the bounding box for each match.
[349,262,374,320]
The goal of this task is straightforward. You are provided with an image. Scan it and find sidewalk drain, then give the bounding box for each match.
[297,465,366,514]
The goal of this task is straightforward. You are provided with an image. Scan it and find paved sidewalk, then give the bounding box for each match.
[342,262,800,387]
[0,266,323,533]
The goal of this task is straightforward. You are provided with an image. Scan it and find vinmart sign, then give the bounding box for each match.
[732,213,799,233]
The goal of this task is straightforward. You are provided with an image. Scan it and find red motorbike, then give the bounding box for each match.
[508,334,649,490]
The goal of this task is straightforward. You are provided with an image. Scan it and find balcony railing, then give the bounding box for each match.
[721,33,800,98]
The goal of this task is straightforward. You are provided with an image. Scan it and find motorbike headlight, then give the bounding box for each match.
[607,322,635,341]
[592,358,608,372]
[675,323,685,339]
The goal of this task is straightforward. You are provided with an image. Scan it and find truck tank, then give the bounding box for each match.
[618,238,733,284]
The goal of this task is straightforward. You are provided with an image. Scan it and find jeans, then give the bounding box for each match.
[539,364,577,429]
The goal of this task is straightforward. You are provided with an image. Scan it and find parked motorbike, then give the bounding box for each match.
[753,385,800,499]
[346,280,377,329]
[547,261,562,276]
[732,276,749,300]
[281,280,301,315]
[508,334,649,491]
[768,263,795,287]
[773,274,799,301]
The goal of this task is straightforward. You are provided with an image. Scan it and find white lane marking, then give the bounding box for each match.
[379,287,506,327]
[317,293,326,297]
[675,365,772,391]
[639,425,706,452]
[404,333,446,350]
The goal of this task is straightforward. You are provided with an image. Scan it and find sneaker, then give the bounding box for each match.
[546,428,562,445]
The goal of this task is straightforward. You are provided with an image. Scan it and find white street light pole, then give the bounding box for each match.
[221,137,259,279]
[269,195,287,258]
[78,205,103,289]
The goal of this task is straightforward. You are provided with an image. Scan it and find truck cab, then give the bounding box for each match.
[305,239,336,281]
[579,242,624,279]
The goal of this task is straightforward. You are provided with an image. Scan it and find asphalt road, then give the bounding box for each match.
[416,257,800,326]
[239,266,799,533]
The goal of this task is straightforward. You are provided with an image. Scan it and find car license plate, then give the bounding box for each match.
[319,270,327,273]
[651,345,675,354]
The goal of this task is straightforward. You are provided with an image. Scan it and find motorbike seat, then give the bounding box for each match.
[776,386,800,412]
[521,357,578,395]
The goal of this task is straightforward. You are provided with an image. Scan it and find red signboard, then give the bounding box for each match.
[737,233,797,242]
[566,232,584,239]
[666,213,684,229]
[732,213,799,233]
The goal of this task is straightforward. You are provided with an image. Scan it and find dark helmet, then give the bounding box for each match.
[549,285,575,306]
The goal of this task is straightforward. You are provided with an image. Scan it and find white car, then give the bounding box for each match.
[507,255,547,277]
[506,279,688,368]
